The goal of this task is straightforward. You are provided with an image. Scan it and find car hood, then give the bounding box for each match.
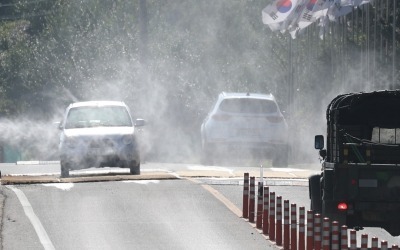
[63,127,135,137]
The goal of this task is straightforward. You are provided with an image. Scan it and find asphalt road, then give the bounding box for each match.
[0,162,281,250]
[1,162,400,249]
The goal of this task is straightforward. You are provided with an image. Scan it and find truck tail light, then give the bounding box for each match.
[337,202,348,211]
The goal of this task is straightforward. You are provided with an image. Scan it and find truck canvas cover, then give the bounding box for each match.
[313,90,400,236]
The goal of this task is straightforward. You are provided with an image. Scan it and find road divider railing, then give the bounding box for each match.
[241,173,400,250]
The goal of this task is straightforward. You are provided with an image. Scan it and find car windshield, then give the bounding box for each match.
[64,106,132,129]
[218,98,278,114]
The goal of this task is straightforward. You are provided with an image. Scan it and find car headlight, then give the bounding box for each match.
[122,135,133,145]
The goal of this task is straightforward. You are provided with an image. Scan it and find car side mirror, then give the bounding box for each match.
[54,121,63,130]
[315,135,324,150]
[135,119,146,127]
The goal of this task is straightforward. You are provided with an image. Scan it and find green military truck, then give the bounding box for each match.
[310,90,400,236]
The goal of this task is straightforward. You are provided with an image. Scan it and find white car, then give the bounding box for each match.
[200,92,289,166]
[58,101,145,177]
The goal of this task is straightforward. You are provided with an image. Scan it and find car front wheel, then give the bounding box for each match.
[60,161,70,178]
[129,162,140,175]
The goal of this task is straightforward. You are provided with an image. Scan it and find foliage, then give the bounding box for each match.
[0,0,399,162]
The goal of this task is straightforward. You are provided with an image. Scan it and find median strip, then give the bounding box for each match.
[1,172,179,185]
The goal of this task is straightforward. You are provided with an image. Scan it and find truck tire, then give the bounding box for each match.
[309,174,322,213]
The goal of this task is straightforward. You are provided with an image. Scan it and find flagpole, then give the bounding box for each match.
[392,0,396,89]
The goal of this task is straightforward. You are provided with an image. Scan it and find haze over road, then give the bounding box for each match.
[2,179,276,250]
[1,162,399,249]
[0,162,286,250]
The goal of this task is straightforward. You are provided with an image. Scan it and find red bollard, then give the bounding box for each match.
[276,196,283,246]
[322,217,330,250]
[392,244,399,250]
[269,192,276,241]
[262,186,269,235]
[306,210,314,250]
[249,177,255,223]
[371,237,378,250]
[314,214,322,250]
[340,225,348,250]
[283,200,290,250]
[381,240,388,250]
[242,173,249,219]
[256,182,263,229]
[349,229,357,250]
[361,234,368,250]
[331,221,339,250]
[291,204,297,250]
[298,207,305,250]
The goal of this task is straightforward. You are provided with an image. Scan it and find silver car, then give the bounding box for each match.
[200,92,288,166]
[58,101,145,177]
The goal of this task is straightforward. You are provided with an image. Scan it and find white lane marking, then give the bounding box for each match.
[42,183,74,191]
[122,180,160,184]
[270,168,308,172]
[8,185,55,250]
[187,165,234,175]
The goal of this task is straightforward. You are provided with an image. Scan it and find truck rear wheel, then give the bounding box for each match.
[309,174,322,213]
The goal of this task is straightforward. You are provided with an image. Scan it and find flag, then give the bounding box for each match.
[289,0,328,38]
[312,0,335,20]
[261,0,372,39]
[295,0,320,30]
[328,0,353,20]
[262,0,301,25]
[354,0,371,6]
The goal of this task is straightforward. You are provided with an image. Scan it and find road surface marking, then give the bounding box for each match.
[122,180,160,184]
[187,178,241,217]
[187,165,234,175]
[43,183,74,190]
[201,184,242,217]
[8,185,55,250]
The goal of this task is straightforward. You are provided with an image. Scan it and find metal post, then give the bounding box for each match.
[256,182,264,229]
[249,177,255,223]
[242,173,249,218]
[262,186,269,235]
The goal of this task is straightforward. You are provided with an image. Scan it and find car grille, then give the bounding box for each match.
[89,138,115,148]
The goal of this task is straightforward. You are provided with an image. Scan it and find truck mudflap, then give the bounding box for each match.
[355,201,400,220]
[350,202,400,236]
